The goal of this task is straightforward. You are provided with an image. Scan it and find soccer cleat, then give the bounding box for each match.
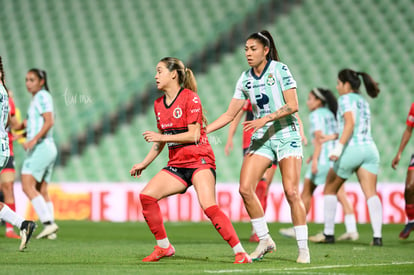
[279,227,296,238]
[296,248,310,264]
[36,223,59,239]
[48,233,57,240]
[371,237,383,246]
[233,252,252,264]
[6,230,21,239]
[399,222,414,240]
[309,233,335,243]
[249,233,259,243]
[19,221,37,251]
[338,232,359,241]
[249,237,276,261]
[142,244,175,262]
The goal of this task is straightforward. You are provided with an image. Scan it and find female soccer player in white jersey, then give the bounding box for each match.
[280,88,358,241]
[0,56,36,251]
[16,68,58,240]
[206,30,310,263]
[320,69,382,246]
[130,57,251,264]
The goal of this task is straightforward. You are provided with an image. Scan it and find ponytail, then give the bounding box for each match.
[247,30,280,61]
[338,69,379,98]
[160,57,207,125]
[311,88,338,116]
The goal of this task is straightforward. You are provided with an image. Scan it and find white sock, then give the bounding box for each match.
[324,195,338,235]
[231,242,245,254]
[294,225,308,249]
[31,195,53,223]
[367,195,382,238]
[46,201,55,223]
[344,214,357,233]
[251,216,269,240]
[0,204,24,229]
[156,237,170,249]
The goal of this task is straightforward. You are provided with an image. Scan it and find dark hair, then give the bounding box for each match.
[338,69,380,98]
[311,87,338,116]
[0,56,8,92]
[247,30,280,61]
[159,57,207,125]
[28,68,50,92]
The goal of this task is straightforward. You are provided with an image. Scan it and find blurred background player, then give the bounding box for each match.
[130,57,251,264]
[319,69,382,246]
[0,56,36,251]
[225,100,307,242]
[391,102,414,239]
[15,68,58,240]
[207,30,310,263]
[280,88,358,241]
[224,99,278,242]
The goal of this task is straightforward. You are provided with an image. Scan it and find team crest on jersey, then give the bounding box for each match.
[266,74,275,86]
[173,106,183,119]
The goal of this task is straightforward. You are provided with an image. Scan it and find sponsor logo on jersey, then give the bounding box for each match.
[191,108,200,113]
[192,96,199,104]
[161,123,173,129]
[255,93,269,109]
[266,74,275,86]
[173,106,183,119]
[290,141,299,148]
[156,112,161,121]
[245,81,266,90]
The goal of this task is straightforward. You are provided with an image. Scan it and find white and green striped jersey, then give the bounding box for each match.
[309,107,337,165]
[0,85,9,140]
[337,92,373,146]
[233,60,299,140]
[26,89,54,141]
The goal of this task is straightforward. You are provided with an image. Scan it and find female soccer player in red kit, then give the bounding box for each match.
[130,57,251,264]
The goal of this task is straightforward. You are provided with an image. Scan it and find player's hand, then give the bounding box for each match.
[242,118,266,133]
[224,141,233,156]
[130,163,146,178]
[23,139,37,151]
[143,131,163,143]
[391,154,400,170]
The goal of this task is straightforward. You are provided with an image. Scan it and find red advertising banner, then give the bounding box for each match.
[12,182,406,224]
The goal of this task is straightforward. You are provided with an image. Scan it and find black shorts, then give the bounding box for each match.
[163,166,216,188]
[409,154,414,170]
[0,156,15,174]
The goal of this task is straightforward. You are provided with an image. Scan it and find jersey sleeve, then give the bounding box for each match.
[186,92,203,125]
[309,111,323,134]
[233,72,248,100]
[338,94,353,114]
[277,62,297,91]
[36,92,54,114]
[406,103,414,127]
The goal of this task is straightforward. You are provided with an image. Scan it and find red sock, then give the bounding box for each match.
[256,180,268,212]
[204,205,240,248]
[406,204,414,220]
[5,203,15,230]
[140,194,167,240]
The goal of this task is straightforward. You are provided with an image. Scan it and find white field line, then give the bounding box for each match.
[203,261,414,273]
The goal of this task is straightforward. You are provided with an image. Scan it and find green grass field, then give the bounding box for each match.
[0,221,413,274]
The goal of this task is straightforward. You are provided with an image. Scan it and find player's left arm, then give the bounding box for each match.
[23,112,53,150]
[392,124,413,169]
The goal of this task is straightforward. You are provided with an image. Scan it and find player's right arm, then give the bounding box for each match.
[206,98,245,134]
[224,108,245,156]
[392,124,413,169]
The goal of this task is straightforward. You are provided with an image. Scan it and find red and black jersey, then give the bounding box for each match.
[407,103,414,128]
[242,99,254,150]
[154,88,215,168]
[7,96,16,156]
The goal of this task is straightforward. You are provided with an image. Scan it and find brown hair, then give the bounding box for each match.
[159,57,207,125]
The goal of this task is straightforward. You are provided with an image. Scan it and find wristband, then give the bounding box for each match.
[330,143,344,158]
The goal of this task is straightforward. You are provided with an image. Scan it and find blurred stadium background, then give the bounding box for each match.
[0,0,413,184]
